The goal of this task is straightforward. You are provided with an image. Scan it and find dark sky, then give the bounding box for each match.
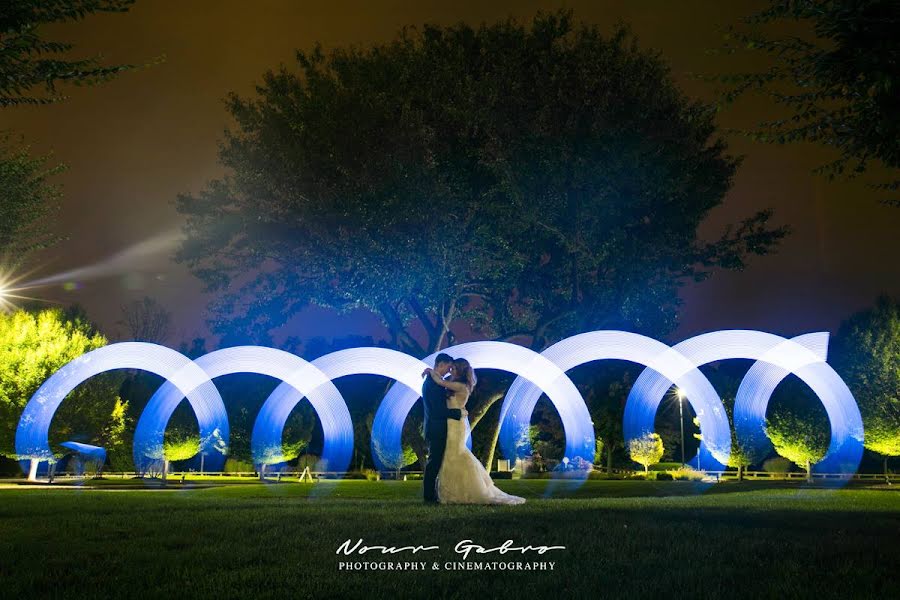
[2,0,898,348]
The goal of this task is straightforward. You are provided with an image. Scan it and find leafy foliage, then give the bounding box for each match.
[100,396,132,471]
[832,296,900,464]
[0,307,109,456]
[717,0,900,202]
[162,428,199,462]
[0,136,63,257]
[178,11,785,352]
[766,405,829,477]
[0,0,138,106]
[628,432,664,473]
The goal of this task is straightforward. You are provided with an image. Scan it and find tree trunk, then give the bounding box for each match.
[162,459,169,481]
[737,464,744,481]
[467,392,504,430]
[885,456,889,483]
[644,464,648,474]
[607,445,614,474]
[482,415,503,471]
[805,460,812,483]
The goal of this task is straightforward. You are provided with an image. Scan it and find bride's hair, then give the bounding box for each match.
[453,358,476,391]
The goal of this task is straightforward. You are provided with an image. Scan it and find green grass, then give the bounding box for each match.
[1,480,898,599]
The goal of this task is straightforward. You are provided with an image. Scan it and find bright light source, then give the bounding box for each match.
[676,388,686,400]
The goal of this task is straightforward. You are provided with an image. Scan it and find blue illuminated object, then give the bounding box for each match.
[499,331,730,468]
[14,330,865,478]
[625,331,829,470]
[373,341,594,470]
[16,342,227,475]
[261,347,431,470]
[733,335,864,474]
[136,346,353,474]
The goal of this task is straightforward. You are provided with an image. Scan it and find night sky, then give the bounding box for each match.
[3,0,898,347]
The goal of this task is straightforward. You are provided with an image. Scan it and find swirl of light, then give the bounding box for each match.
[499,331,730,468]
[733,334,864,475]
[626,331,829,471]
[16,342,226,476]
[256,347,427,471]
[372,341,592,470]
[136,346,353,474]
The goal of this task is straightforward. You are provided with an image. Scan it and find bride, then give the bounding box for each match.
[424,358,525,505]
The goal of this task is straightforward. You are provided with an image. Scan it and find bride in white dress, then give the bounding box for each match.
[425,358,525,505]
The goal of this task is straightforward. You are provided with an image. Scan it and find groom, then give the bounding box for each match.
[422,353,464,504]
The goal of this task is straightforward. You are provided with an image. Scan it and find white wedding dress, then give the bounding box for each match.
[437,381,525,505]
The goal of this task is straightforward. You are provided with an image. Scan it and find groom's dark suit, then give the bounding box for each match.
[422,374,464,503]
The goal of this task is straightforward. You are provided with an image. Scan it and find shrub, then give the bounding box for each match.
[669,466,705,481]
[490,471,513,479]
[650,462,684,472]
[656,472,674,481]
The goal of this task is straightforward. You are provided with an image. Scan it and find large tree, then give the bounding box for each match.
[718,0,900,203]
[832,296,900,478]
[118,296,173,343]
[178,13,785,463]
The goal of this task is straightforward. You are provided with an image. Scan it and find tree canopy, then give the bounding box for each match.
[628,432,664,473]
[718,0,900,203]
[766,404,829,479]
[178,11,785,354]
[0,0,137,107]
[0,307,109,456]
[832,295,900,472]
[0,137,62,259]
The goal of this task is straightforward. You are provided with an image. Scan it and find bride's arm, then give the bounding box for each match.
[426,368,468,392]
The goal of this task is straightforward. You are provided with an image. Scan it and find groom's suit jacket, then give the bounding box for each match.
[422,375,462,441]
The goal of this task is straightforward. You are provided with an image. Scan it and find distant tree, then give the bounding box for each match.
[589,374,630,472]
[0,0,139,107]
[766,406,829,481]
[119,296,172,343]
[0,307,109,457]
[161,428,199,479]
[99,396,132,471]
[629,432,664,473]
[832,296,900,478]
[723,393,757,480]
[594,436,604,465]
[718,0,900,203]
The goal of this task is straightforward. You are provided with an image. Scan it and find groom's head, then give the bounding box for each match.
[434,353,454,377]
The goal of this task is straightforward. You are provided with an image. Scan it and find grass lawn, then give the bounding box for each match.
[0,480,897,599]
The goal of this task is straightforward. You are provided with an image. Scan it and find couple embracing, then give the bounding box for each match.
[421,353,525,505]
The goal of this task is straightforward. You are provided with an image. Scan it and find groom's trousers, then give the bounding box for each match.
[423,419,448,503]
[423,409,462,503]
